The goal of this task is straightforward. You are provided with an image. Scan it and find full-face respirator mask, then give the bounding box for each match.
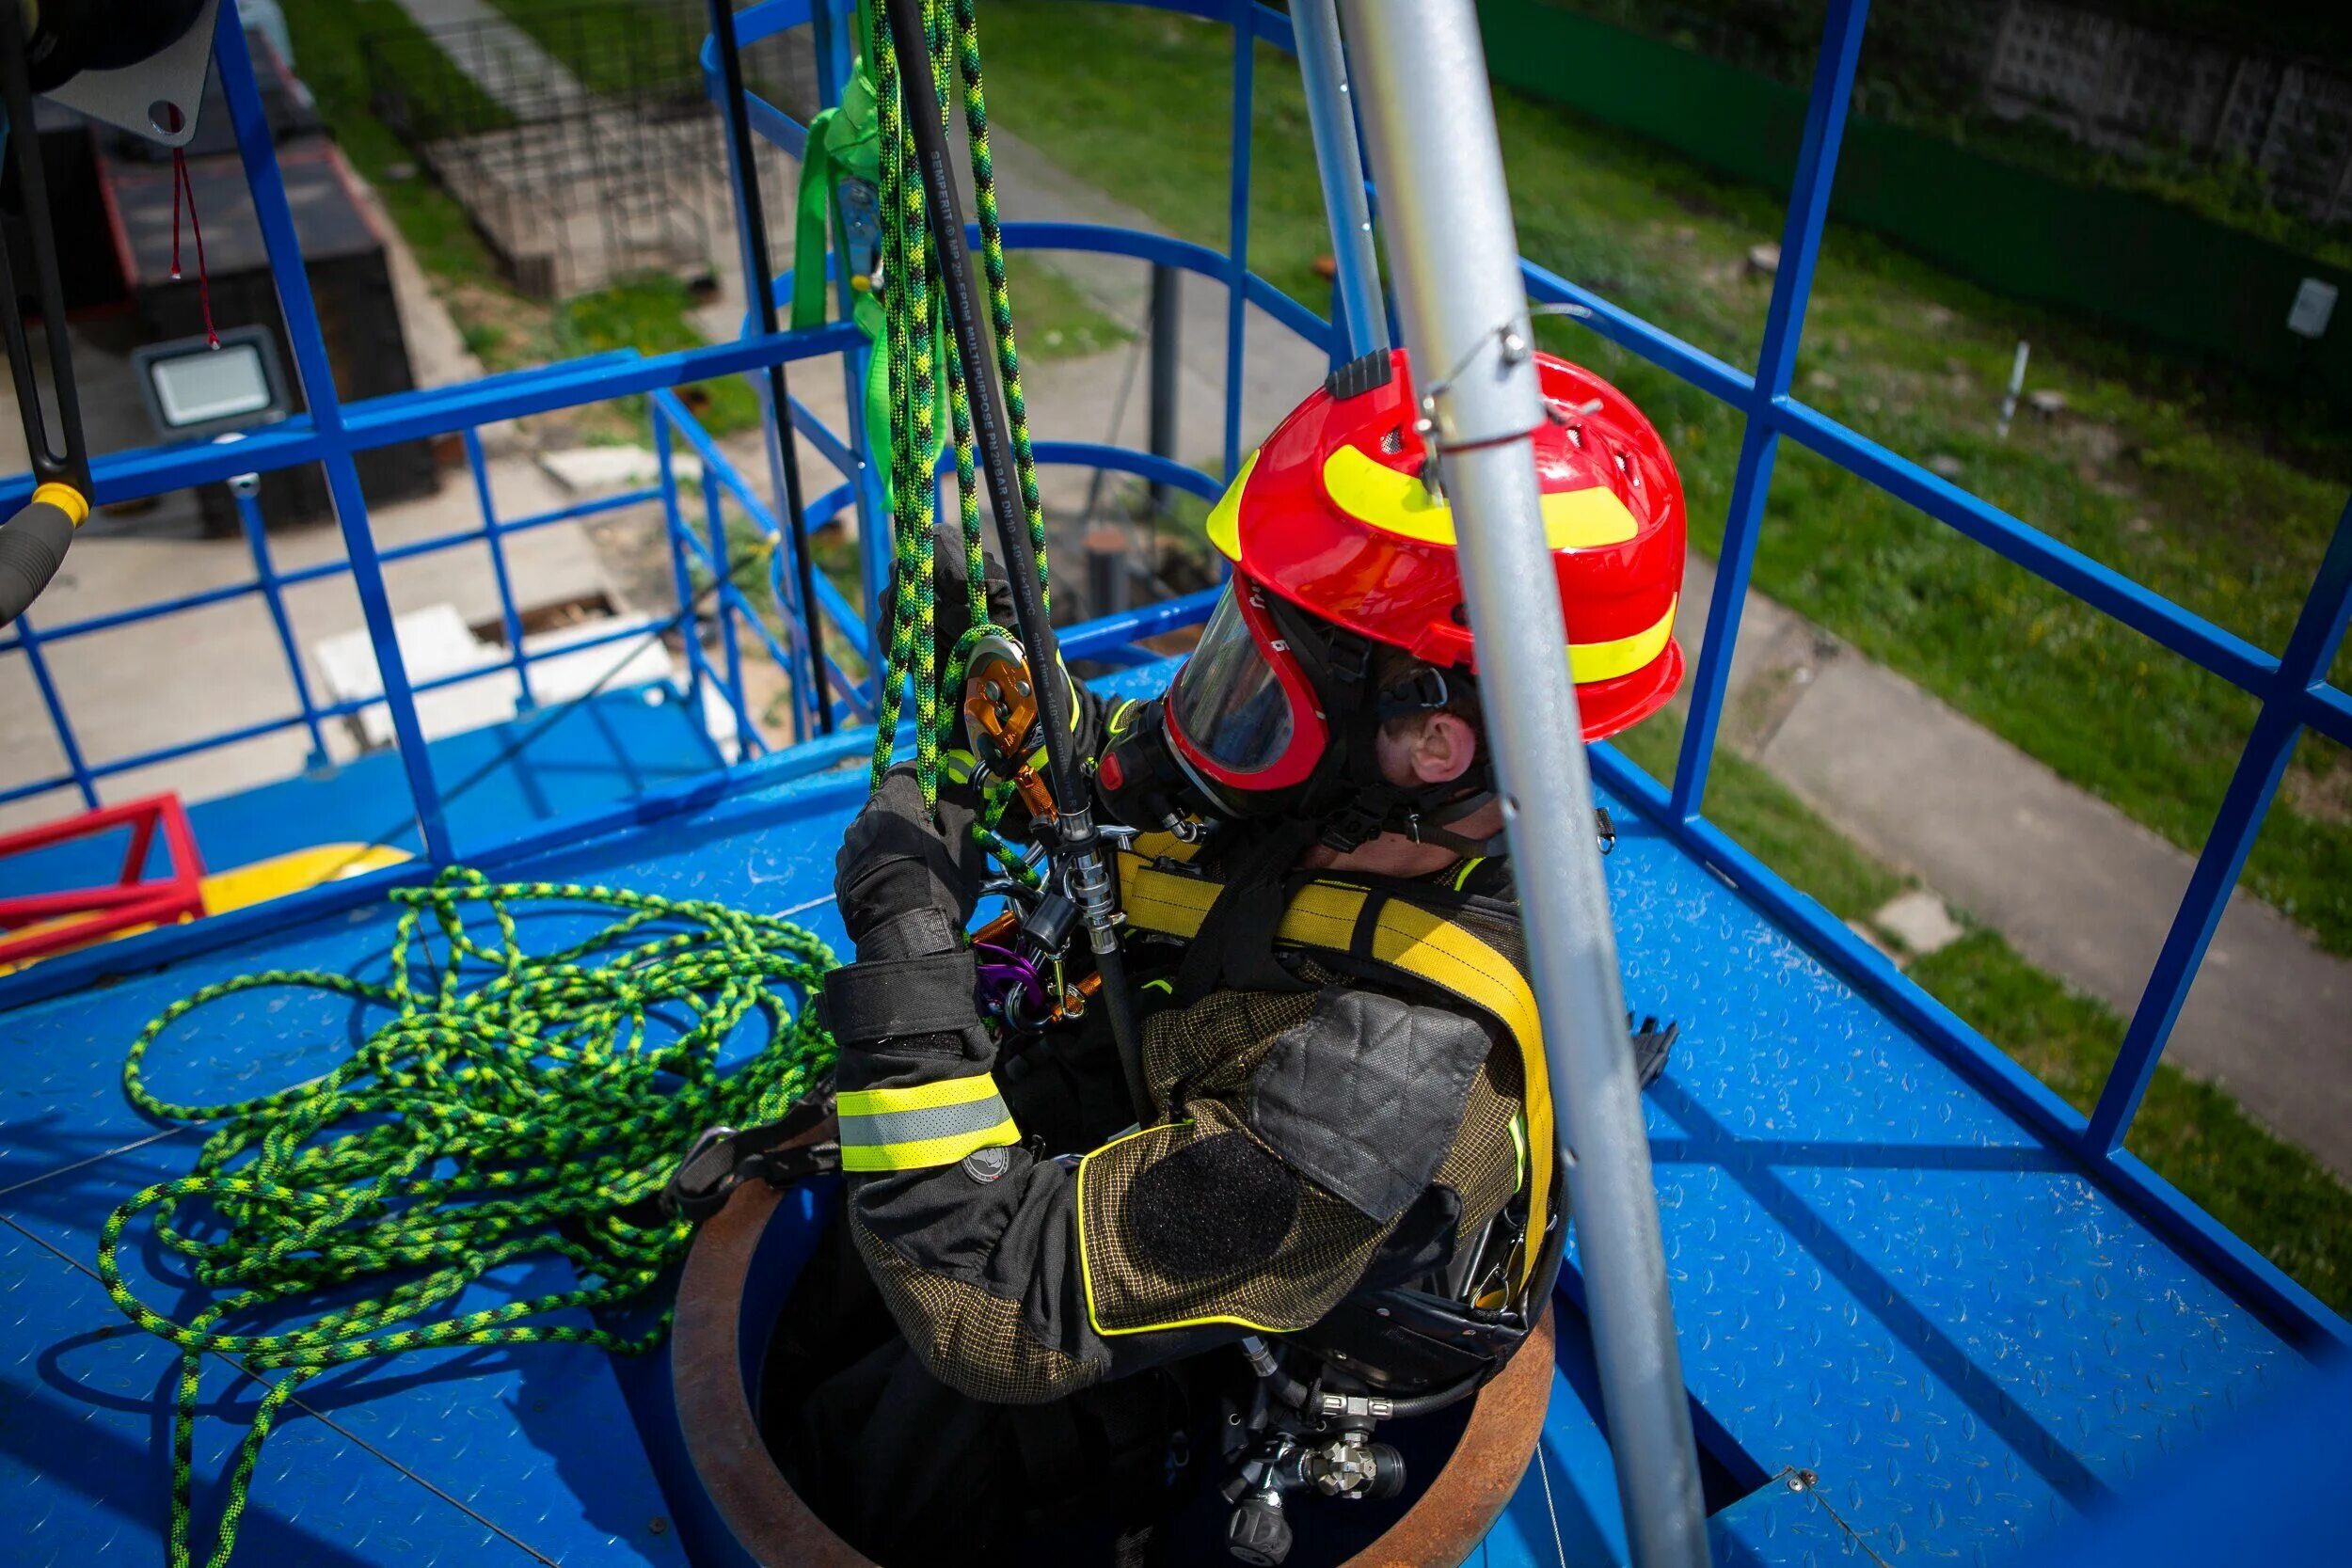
[1092,572,1499,856]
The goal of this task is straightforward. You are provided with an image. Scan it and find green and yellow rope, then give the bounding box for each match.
[865,0,1051,873]
[99,868,836,1568]
[98,10,1061,1560]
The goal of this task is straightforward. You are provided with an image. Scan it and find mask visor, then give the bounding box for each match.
[1168,578,1328,792]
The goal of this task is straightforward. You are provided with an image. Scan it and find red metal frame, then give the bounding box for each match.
[0,794,207,965]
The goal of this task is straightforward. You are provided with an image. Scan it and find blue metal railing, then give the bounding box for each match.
[0,437,665,814]
[0,0,2344,1359]
[1504,0,2352,1347]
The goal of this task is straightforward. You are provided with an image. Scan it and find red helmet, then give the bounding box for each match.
[1144,348,1685,845]
[1196,346,1685,742]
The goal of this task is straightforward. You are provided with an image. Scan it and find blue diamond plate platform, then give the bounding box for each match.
[0,661,2327,1568]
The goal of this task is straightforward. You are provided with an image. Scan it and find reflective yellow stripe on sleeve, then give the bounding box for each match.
[836,1073,1020,1173]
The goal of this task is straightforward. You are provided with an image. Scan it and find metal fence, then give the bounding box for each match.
[364,0,816,296]
[0,0,2346,1370]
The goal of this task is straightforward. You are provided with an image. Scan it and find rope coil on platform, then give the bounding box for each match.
[98,868,836,1568]
[90,10,1062,1562]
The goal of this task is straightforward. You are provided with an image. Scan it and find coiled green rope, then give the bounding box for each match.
[99,868,836,1568]
[98,11,1057,1560]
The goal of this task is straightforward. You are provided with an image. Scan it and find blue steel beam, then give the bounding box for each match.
[2087,498,2352,1152]
[463,430,538,713]
[217,0,443,862]
[655,414,711,727]
[1222,0,1257,479]
[8,614,98,807]
[0,483,660,647]
[232,485,330,768]
[1671,0,1870,817]
[699,467,758,754]
[659,391,876,661]
[0,616,684,813]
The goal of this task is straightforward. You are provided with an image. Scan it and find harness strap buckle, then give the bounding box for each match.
[662,1094,841,1224]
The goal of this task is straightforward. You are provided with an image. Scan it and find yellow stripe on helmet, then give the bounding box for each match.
[1568,594,1677,685]
[1204,448,1258,562]
[1321,444,1640,551]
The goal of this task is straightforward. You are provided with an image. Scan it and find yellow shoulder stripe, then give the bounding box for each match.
[1114,857,1555,1297]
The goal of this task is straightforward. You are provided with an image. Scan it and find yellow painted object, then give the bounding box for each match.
[0,843,412,975]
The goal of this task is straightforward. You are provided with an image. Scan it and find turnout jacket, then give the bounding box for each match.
[831,856,1534,1406]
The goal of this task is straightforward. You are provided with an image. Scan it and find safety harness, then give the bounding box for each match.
[1115,848,1560,1309]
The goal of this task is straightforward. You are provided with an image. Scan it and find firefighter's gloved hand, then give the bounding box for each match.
[1629,1014,1678,1089]
[834,768,988,961]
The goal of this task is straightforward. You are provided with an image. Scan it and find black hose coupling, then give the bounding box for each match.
[0,483,87,628]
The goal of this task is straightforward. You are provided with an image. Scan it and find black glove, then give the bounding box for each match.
[834,768,989,961]
[1629,1013,1678,1089]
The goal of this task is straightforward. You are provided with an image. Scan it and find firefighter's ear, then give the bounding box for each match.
[1405,710,1477,787]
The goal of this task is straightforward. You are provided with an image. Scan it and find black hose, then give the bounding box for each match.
[0,495,77,627]
[707,0,833,734]
[1379,1370,1486,1419]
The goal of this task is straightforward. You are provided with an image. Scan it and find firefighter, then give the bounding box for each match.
[780,348,1687,1565]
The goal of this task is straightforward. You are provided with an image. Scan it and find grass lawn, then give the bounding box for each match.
[485,0,710,95]
[975,2,2352,957]
[1612,707,2351,1312]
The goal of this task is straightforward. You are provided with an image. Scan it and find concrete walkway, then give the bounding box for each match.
[1677,553,2352,1178]
[391,0,585,110]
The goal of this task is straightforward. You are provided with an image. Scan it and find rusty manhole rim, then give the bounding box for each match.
[672,1180,1556,1567]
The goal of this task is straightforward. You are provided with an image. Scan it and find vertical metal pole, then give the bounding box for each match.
[702,465,755,754]
[1339,5,1709,1564]
[655,411,708,725]
[11,613,99,807]
[1669,0,1870,820]
[233,483,330,769]
[707,0,834,733]
[216,0,455,863]
[1221,0,1255,480]
[1147,263,1182,515]
[1086,526,1132,618]
[810,0,893,647]
[463,428,537,713]
[2087,495,2352,1152]
[1291,0,1387,361]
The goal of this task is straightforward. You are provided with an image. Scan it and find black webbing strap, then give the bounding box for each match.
[820,949,979,1043]
[662,1092,842,1224]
